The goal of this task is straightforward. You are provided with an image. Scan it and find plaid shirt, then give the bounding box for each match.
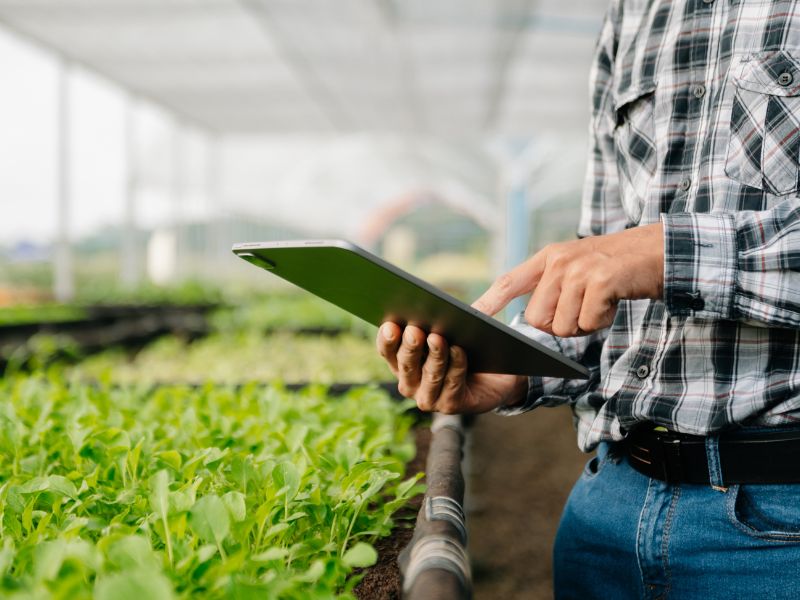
[500,0,800,451]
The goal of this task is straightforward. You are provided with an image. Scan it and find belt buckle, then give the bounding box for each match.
[653,428,683,484]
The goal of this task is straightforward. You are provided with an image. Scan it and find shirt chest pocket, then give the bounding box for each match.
[613,81,658,224]
[726,51,800,196]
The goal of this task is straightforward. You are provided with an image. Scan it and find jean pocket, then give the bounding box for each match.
[725,51,800,196]
[582,455,602,480]
[726,482,800,542]
[580,443,613,481]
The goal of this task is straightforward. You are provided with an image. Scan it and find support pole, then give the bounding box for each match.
[54,59,74,302]
[206,133,225,269]
[505,179,529,318]
[120,95,140,288]
[495,139,542,320]
[171,122,185,281]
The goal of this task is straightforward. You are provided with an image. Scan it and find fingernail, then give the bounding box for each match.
[426,337,435,351]
[382,324,395,342]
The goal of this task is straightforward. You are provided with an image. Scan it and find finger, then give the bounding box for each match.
[578,279,618,333]
[395,325,426,398]
[472,251,547,316]
[436,346,470,414]
[550,275,587,338]
[376,322,402,375]
[524,265,563,333]
[415,333,449,411]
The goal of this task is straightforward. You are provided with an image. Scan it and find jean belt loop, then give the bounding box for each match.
[705,435,726,490]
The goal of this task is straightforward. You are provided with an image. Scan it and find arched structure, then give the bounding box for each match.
[358,189,498,249]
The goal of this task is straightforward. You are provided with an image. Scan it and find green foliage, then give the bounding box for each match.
[209,293,371,335]
[75,279,224,307]
[0,376,424,598]
[70,332,392,385]
[0,281,220,328]
[2,334,83,375]
[0,304,89,326]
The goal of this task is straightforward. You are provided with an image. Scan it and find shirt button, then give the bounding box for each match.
[679,177,691,191]
[778,71,794,86]
[636,365,650,379]
[693,84,706,98]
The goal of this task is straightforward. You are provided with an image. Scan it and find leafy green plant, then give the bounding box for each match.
[209,293,370,335]
[75,279,223,307]
[70,332,392,385]
[0,375,423,598]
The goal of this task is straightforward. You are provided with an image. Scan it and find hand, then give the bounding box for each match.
[473,223,664,337]
[376,322,527,414]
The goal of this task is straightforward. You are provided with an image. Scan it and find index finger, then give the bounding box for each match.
[472,251,547,316]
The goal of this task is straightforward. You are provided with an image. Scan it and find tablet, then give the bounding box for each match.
[232,240,589,379]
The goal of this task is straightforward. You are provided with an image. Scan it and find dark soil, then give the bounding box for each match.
[354,426,432,599]
[467,406,589,600]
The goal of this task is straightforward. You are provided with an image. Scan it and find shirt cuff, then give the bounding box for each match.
[493,314,572,415]
[661,212,737,319]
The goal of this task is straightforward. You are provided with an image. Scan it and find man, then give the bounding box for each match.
[377,1,800,597]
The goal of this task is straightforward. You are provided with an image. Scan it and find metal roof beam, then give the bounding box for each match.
[0,18,217,134]
[482,0,538,132]
[237,0,353,132]
[362,0,426,132]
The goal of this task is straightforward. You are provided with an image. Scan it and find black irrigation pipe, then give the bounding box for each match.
[400,413,471,600]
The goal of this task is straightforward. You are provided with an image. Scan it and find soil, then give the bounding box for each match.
[354,426,432,599]
[467,406,589,600]
[353,405,586,599]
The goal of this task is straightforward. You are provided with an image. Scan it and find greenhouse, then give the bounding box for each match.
[1,1,606,598]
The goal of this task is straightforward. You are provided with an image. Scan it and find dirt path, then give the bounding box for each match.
[467,406,589,600]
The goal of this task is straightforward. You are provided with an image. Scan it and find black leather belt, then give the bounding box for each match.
[624,424,800,484]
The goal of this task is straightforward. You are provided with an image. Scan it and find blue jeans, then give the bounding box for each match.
[554,442,800,599]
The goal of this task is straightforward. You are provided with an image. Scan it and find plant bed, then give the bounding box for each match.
[0,304,218,375]
[0,304,90,327]
[0,302,219,333]
[208,295,367,337]
[67,332,392,386]
[0,376,425,598]
[354,427,431,600]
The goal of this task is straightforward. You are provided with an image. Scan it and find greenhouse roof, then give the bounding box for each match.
[0,0,604,136]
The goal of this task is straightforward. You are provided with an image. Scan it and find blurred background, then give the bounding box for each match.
[0,0,604,304]
[0,2,605,598]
